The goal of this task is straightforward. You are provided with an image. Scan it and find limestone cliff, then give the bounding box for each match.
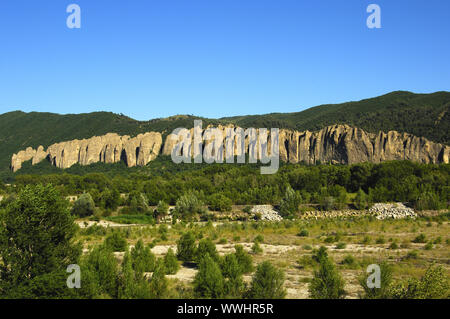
[11,132,162,172]
[10,125,449,172]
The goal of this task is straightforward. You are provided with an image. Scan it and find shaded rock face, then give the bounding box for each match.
[10,124,449,172]
[11,132,162,172]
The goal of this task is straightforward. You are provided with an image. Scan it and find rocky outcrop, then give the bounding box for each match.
[279,124,449,165]
[11,132,162,172]
[250,205,283,221]
[368,203,417,220]
[10,124,449,172]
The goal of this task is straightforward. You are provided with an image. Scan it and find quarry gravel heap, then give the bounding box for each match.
[368,203,417,220]
[250,205,283,221]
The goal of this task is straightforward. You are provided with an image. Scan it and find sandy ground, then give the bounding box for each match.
[76,220,139,228]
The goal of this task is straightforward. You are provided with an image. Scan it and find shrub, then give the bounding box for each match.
[376,237,386,244]
[335,242,346,249]
[208,194,232,212]
[221,254,244,298]
[234,245,253,274]
[412,234,427,243]
[359,262,393,299]
[297,229,309,237]
[247,261,286,299]
[149,259,169,299]
[254,235,264,243]
[389,242,399,250]
[424,242,433,250]
[193,255,225,298]
[71,193,95,217]
[279,186,301,218]
[164,248,180,275]
[341,255,359,269]
[174,192,206,221]
[155,200,169,222]
[130,239,156,273]
[104,232,128,252]
[354,188,369,210]
[309,247,346,299]
[176,231,197,263]
[251,242,263,254]
[196,238,220,263]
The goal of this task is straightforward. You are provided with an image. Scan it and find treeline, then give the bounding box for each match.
[6,161,449,213]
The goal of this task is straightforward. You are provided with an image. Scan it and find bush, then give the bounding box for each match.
[71,193,95,217]
[247,261,286,299]
[309,247,346,299]
[208,194,232,212]
[279,186,301,218]
[412,234,427,243]
[193,255,225,298]
[155,200,169,222]
[149,259,169,299]
[234,245,254,274]
[176,231,197,263]
[335,242,346,249]
[359,262,393,299]
[297,229,309,237]
[254,235,264,243]
[389,242,399,250]
[196,238,220,263]
[424,242,433,250]
[388,264,449,299]
[221,254,245,298]
[174,192,206,220]
[164,248,180,275]
[341,255,359,269]
[354,188,369,210]
[105,232,128,252]
[130,239,156,273]
[251,242,263,254]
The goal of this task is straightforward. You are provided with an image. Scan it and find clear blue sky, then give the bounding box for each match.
[0,0,449,120]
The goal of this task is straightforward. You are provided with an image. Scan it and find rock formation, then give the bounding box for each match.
[10,124,449,172]
[11,132,162,172]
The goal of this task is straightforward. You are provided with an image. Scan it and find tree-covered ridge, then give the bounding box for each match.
[223,91,450,145]
[1,91,449,179]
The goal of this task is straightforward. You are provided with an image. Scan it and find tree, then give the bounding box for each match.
[0,184,81,297]
[247,261,286,299]
[118,250,151,299]
[309,247,346,299]
[164,248,180,275]
[176,231,197,263]
[155,200,169,222]
[208,194,232,212]
[193,255,225,298]
[234,245,254,274]
[149,259,168,299]
[130,239,156,274]
[71,193,95,217]
[279,185,301,218]
[105,232,128,252]
[221,254,244,297]
[196,238,220,263]
[174,192,206,221]
[354,188,369,210]
[359,262,393,299]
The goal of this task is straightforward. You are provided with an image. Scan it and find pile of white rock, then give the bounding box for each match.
[368,203,417,220]
[250,205,283,221]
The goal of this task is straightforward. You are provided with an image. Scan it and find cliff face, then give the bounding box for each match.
[11,132,162,172]
[10,125,449,172]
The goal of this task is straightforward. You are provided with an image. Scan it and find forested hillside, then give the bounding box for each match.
[1,91,449,180]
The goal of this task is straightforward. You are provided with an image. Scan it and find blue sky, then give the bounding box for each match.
[0,0,449,120]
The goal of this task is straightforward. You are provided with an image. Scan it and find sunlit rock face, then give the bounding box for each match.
[11,124,449,172]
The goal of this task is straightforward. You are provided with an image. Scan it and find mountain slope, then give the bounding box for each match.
[1,91,449,179]
[222,91,450,144]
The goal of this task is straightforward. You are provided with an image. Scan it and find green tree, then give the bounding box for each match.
[309,247,346,299]
[234,245,254,274]
[279,186,301,218]
[359,262,393,299]
[354,188,369,210]
[0,184,81,297]
[118,250,151,299]
[193,255,225,298]
[221,254,244,298]
[208,194,232,212]
[174,192,206,221]
[130,239,156,274]
[196,238,220,263]
[176,231,197,263]
[164,248,180,275]
[247,261,286,299]
[71,193,96,217]
[149,259,169,299]
[105,232,128,252]
[155,200,169,222]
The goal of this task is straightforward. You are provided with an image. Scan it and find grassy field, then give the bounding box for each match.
[76,213,450,299]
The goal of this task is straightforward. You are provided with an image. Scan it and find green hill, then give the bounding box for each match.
[0,91,449,180]
[222,91,450,144]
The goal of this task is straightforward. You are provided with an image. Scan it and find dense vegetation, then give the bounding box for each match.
[5,160,449,221]
[1,91,449,181]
